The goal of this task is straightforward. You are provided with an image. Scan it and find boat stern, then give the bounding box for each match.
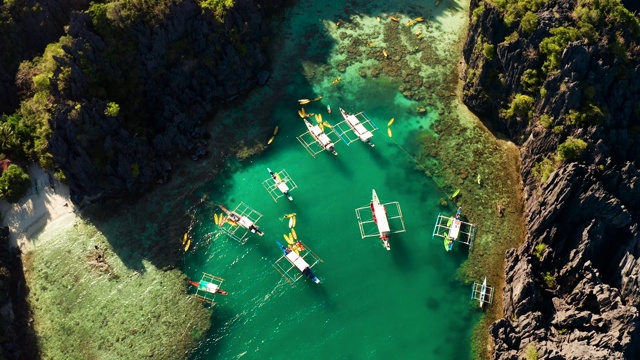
[383,240,391,251]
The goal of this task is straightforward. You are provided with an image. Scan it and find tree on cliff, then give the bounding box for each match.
[0,164,31,203]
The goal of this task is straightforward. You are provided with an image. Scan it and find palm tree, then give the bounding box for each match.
[0,122,18,152]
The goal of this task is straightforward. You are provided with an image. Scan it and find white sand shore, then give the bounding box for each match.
[0,164,77,251]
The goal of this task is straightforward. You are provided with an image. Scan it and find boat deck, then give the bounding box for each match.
[274,241,322,287]
[192,273,225,306]
[262,169,298,202]
[217,202,264,243]
[334,110,379,146]
[432,212,476,248]
[356,198,405,240]
[297,120,342,157]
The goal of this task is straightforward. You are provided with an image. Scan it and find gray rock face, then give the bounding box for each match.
[462,0,640,358]
[42,0,285,204]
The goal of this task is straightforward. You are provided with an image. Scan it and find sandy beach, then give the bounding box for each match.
[0,164,77,251]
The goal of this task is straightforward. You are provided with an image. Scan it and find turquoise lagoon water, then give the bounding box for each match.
[185,1,477,358]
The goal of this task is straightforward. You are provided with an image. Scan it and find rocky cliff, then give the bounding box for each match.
[22,0,285,204]
[0,0,90,114]
[462,0,640,358]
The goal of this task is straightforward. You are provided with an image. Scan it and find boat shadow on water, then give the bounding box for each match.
[307,282,337,311]
[326,153,354,180]
[390,234,414,272]
[366,143,391,168]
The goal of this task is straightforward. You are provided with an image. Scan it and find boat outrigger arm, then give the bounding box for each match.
[432,207,477,251]
[355,189,406,250]
[262,168,298,202]
[471,277,494,308]
[273,241,322,286]
[215,202,265,243]
[297,119,343,157]
[188,273,227,306]
[334,108,379,147]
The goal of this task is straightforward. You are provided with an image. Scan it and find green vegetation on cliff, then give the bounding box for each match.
[0,164,31,203]
[491,0,546,27]
[557,136,588,162]
[0,37,71,170]
[199,0,235,18]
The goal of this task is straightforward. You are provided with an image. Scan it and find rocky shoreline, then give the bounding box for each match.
[462,0,640,358]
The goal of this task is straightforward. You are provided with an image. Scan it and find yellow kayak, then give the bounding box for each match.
[388,118,395,126]
[182,233,188,245]
[267,136,275,145]
[184,239,192,252]
[388,128,393,137]
[322,121,332,129]
[213,213,220,226]
[284,234,294,245]
[284,213,297,218]
[292,216,297,227]
[291,228,298,240]
[273,126,279,135]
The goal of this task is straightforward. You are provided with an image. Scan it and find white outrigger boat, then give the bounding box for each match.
[214,203,264,243]
[187,273,227,306]
[297,112,343,157]
[334,108,379,147]
[432,207,477,251]
[471,277,494,308]
[355,189,406,250]
[274,241,322,286]
[305,118,337,154]
[262,168,297,202]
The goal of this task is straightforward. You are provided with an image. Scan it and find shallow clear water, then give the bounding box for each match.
[186,1,477,358]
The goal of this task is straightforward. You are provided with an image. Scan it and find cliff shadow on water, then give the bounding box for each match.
[0,228,39,360]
